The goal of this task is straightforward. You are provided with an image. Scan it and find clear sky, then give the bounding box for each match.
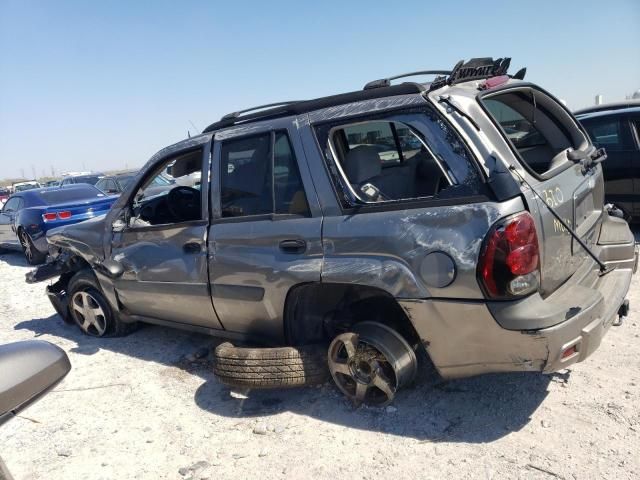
[1,0,639,179]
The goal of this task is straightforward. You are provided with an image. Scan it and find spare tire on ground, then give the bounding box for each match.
[213,342,329,389]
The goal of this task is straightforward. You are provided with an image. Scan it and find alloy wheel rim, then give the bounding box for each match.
[19,231,32,261]
[328,322,417,407]
[71,291,107,336]
[328,332,396,406]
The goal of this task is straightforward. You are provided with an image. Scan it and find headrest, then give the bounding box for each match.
[344,146,382,184]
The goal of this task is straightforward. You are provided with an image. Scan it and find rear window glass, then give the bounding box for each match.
[37,186,105,204]
[14,183,39,192]
[484,91,575,176]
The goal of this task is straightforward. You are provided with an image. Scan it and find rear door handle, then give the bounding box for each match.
[279,239,307,254]
[183,242,201,254]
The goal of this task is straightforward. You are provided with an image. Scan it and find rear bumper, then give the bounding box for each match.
[538,266,632,373]
[401,265,632,378]
[399,216,636,379]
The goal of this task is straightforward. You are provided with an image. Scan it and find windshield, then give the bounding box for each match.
[36,185,106,204]
[152,174,172,186]
[117,175,135,189]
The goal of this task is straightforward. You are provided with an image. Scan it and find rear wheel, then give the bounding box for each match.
[19,229,46,265]
[327,322,417,407]
[67,270,134,337]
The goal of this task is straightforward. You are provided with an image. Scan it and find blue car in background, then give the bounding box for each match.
[0,184,117,264]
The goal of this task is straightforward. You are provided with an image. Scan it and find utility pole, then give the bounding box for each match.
[20,168,25,179]
[31,165,37,180]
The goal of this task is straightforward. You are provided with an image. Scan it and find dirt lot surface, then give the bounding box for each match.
[1,240,639,480]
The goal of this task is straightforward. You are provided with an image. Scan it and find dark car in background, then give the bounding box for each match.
[95,172,174,197]
[0,185,117,264]
[575,101,640,220]
[60,174,104,187]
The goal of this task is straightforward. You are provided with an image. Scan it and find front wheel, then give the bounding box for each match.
[67,270,135,337]
[19,229,46,265]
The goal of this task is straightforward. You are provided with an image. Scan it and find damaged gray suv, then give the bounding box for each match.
[28,58,638,406]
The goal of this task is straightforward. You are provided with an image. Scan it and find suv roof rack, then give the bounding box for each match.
[201,58,523,134]
[220,101,304,122]
[363,70,451,90]
[202,83,425,133]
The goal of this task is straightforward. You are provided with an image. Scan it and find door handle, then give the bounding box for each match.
[183,242,201,254]
[279,239,307,254]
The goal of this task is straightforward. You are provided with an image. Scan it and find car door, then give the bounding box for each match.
[109,144,223,330]
[0,197,23,247]
[630,115,640,217]
[208,118,323,344]
[579,113,636,217]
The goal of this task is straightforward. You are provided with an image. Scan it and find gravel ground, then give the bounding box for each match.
[1,237,639,480]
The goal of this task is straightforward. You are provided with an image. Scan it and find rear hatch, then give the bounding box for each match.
[481,85,604,295]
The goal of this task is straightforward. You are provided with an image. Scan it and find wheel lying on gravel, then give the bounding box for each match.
[67,270,135,337]
[213,342,329,389]
[327,322,417,407]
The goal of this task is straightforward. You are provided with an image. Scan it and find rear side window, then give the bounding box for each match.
[483,90,583,176]
[580,117,633,151]
[342,122,402,166]
[220,132,309,218]
[315,107,482,206]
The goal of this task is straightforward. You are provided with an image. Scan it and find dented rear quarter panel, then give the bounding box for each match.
[320,197,525,299]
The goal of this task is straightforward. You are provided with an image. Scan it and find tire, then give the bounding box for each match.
[18,229,46,265]
[213,342,329,389]
[67,270,135,337]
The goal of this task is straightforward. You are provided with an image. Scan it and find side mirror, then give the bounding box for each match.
[99,259,124,278]
[0,341,71,426]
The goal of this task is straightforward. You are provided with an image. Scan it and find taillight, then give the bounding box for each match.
[42,211,72,222]
[478,212,540,299]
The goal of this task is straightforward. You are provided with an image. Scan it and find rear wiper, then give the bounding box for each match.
[508,164,614,276]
